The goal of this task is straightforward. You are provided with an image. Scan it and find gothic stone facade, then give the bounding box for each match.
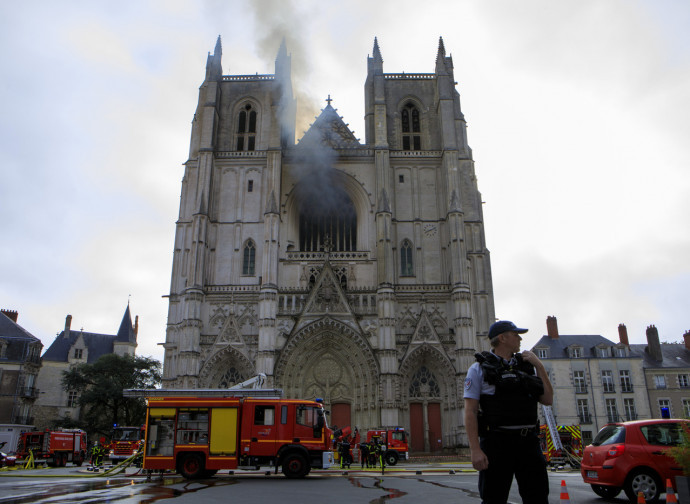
[161,38,495,452]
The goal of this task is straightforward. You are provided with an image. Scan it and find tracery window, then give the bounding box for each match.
[400,239,414,276]
[409,366,440,398]
[242,240,256,275]
[237,103,257,151]
[218,367,244,388]
[298,186,356,252]
[401,102,421,151]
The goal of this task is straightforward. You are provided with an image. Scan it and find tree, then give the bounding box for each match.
[61,354,161,438]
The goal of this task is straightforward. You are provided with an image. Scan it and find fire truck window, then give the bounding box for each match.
[254,406,275,425]
[146,419,174,457]
[176,409,210,444]
[281,405,288,424]
[296,406,317,427]
[392,432,405,442]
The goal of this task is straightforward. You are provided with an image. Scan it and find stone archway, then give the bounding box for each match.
[198,346,256,387]
[399,344,458,453]
[274,316,380,429]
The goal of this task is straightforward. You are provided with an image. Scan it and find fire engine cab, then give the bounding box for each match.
[367,427,409,466]
[126,386,334,479]
[109,425,145,462]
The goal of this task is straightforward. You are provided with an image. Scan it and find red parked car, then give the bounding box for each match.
[581,419,688,502]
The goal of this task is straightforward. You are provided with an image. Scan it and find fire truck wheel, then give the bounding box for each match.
[58,453,67,467]
[281,453,308,478]
[385,451,398,466]
[178,454,205,479]
[75,451,85,467]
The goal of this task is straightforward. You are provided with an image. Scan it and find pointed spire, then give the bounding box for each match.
[116,305,136,344]
[436,36,448,74]
[214,35,222,57]
[368,37,384,75]
[373,37,383,64]
[276,37,288,61]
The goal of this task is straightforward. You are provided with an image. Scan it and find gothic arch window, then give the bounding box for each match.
[298,185,357,252]
[409,366,441,398]
[242,240,256,275]
[401,102,421,151]
[236,103,257,151]
[400,239,414,276]
[218,367,244,388]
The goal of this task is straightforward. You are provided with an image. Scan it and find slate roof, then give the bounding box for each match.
[41,306,136,363]
[0,312,42,362]
[629,343,690,369]
[531,334,623,359]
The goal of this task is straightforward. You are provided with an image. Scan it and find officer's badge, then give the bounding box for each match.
[464,378,472,390]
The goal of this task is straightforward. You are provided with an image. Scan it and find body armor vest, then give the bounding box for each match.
[476,351,544,429]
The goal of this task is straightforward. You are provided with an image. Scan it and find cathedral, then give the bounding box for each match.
[161,36,495,452]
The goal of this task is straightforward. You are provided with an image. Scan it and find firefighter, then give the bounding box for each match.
[90,441,105,468]
[338,440,351,469]
[464,320,554,504]
[359,441,370,468]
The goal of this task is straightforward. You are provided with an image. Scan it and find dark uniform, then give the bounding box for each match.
[465,350,549,504]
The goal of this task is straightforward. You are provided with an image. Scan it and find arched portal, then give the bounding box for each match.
[399,345,458,453]
[274,317,380,430]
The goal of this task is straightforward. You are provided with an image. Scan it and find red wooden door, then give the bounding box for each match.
[428,402,442,452]
[331,403,351,431]
[409,403,424,452]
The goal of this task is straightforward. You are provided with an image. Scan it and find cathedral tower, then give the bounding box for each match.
[162,37,495,452]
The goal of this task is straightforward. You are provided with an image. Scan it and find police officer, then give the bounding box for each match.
[464,320,554,504]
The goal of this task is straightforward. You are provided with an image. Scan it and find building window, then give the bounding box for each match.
[573,370,587,393]
[401,102,421,151]
[248,180,254,192]
[536,348,548,359]
[400,240,414,276]
[74,348,83,359]
[605,398,618,423]
[577,399,591,423]
[658,399,671,418]
[67,390,79,408]
[597,346,609,358]
[237,103,257,151]
[602,370,615,393]
[582,430,593,447]
[679,374,690,388]
[298,184,356,252]
[399,174,404,183]
[683,399,690,418]
[242,240,256,276]
[570,347,583,358]
[614,346,626,357]
[623,398,637,421]
[655,375,667,389]
[409,366,440,398]
[619,370,633,392]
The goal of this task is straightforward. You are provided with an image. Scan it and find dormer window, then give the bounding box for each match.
[570,347,583,359]
[401,102,421,151]
[536,348,548,359]
[237,103,257,151]
[597,346,610,358]
[74,348,83,359]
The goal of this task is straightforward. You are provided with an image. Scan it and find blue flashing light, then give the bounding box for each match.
[315,398,324,403]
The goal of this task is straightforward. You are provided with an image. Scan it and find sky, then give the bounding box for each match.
[1,0,688,363]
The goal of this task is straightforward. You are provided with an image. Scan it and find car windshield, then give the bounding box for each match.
[592,425,626,446]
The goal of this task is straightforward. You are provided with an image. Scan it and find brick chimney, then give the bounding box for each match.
[618,324,629,346]
[646,324,662,361]
[684,330,690,350]
[64,314,72,339]
[1,309,18,322]
[546,316,559,339]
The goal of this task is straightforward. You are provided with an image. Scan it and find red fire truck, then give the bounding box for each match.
[17,429,88,467]
[109,425,145,462]
[142,393,334,479]
[366,427,409,466]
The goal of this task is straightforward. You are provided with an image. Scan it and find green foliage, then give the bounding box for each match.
[61,354,161,439]
[668,423,690,476]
